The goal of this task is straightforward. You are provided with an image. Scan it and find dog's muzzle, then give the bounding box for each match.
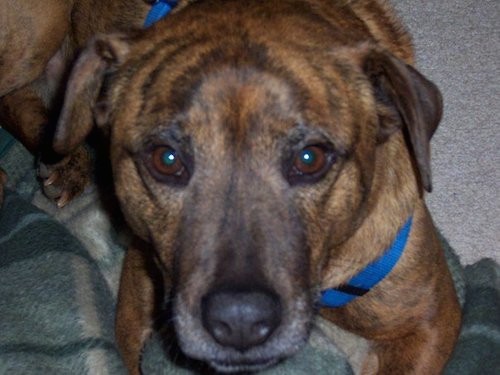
[174,284,311,373]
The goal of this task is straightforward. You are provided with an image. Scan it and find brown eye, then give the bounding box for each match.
[151,146,185,176]
[294,146,327,174]
[287,144,336,185]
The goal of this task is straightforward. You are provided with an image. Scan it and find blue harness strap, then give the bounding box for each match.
[144,0,178,28]
[320,217,413,308]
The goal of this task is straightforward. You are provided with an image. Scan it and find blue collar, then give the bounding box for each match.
[320,217,413,308]
[144,0,178,28]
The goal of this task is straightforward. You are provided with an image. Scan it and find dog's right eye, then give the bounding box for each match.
[147,146,190,185]
[152,147,183,175]
[286,144,336,185]
[294,146,328,175]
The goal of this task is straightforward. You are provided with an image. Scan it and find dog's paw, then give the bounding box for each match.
[38,146,92,208]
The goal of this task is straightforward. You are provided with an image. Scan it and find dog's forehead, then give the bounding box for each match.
[129,59,352,156]
[182,67,303,147]
[115,18,369,157]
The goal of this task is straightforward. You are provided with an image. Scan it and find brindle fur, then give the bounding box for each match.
[0,0,152,206]
[1,0,461,374]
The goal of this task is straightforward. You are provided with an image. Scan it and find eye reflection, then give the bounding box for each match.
[151,146,185,176]
[294,146,328,175]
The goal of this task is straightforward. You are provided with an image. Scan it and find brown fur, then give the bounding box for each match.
[0,0,151,206]
[1,0,461,374]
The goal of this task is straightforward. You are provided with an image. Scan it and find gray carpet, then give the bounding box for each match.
[394,0,499,264]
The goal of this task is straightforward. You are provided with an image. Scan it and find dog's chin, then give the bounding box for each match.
[176,330,309,374]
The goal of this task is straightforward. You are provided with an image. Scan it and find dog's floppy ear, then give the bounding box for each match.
[53,34,131,155]
[362,49,443,192]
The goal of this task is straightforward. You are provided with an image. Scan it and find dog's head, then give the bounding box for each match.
[54,2,442,372]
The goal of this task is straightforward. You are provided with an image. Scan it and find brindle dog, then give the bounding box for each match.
[3,0,462,374]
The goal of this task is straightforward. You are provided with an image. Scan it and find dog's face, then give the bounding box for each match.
[54,3,441,371]
[112,59,372,371]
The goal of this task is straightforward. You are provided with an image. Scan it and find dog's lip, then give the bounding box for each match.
[209,357,279,373]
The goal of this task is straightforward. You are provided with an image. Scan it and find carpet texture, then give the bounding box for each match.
[393,0,499,264]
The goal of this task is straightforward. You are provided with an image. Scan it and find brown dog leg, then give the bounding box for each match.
[116,239,159,375]
[369,308,460,374]
[330,300,460,375]
[363,305,461,375]
[0,87,91,206]
[331,293,460,375]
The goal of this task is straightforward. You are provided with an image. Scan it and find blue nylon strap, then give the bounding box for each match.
[144,0,178,28]
[320,217,413,308]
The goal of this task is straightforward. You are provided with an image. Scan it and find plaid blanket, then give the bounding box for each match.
[0,136,499,374]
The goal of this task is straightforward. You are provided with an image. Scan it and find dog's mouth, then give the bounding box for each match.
[174,317,309,373]
[209,357,280,373]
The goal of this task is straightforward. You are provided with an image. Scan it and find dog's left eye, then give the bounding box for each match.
[287,145,336,185]
[295,146,327,174]
[148,146,189,185]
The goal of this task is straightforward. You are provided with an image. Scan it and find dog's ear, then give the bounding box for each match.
[362,49,443,192]
[53,34,131,155]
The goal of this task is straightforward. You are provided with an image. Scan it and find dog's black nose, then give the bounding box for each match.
[202,289,281,351]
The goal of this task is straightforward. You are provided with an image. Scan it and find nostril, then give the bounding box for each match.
[253,321,272,339]
[202,289,281,351]
[211,320,232,342]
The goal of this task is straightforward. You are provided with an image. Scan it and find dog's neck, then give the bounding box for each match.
[320,216,413,308]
